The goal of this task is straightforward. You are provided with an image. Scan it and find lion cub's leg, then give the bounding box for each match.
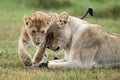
[18,34,32,66]
[32,42,46,65]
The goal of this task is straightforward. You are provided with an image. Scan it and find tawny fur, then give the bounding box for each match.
[18,10,91,66]
[18,11,58,66]
[44,12,120,69]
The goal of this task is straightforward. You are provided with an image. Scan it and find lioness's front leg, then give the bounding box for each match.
[18,33,32,66]
[37,59,80,69]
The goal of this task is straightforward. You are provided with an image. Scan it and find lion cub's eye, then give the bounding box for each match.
[32,30,36,35]
[41,31,44,34]
[25,22,28,25]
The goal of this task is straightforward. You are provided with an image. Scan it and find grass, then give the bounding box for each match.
[0,0,120,80]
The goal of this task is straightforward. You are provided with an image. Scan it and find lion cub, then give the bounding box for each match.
[18,11,57,66]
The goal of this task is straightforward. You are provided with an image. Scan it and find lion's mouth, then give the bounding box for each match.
[54,46,60,51]
[34,42,40,46]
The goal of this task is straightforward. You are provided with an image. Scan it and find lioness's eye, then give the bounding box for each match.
[32,30,36,35]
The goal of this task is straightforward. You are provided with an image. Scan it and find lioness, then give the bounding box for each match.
[38,12,120,69]
[18,8,93,66]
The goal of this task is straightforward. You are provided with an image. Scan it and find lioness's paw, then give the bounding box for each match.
[39,61,49,68]
[38,61,49,68]
[32,61,48,68]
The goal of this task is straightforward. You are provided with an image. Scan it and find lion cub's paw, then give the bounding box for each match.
[22,56,32,66]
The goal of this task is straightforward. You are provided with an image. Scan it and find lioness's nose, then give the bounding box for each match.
[35,42,40,45]
[55,46,60,51]
[47,46,50,49]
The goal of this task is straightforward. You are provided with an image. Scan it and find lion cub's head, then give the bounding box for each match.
[46,12,70,53]
[23,11,51,46]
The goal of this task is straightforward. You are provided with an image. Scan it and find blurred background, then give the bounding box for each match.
[0,0,120,79]
[0,0,120,18]
[1,0,120,18]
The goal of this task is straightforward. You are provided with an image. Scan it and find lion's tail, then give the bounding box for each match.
[80,7,94,19]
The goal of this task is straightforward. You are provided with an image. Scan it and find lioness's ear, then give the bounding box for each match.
[23,15,31,26]
[57,12,69,28]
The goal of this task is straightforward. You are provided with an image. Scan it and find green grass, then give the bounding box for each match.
[0,0,120,80]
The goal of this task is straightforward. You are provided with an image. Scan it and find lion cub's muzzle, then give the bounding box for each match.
[47,45,60,51]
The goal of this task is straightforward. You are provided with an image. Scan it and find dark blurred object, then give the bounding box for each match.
[80,8,93,19]
[38,61,49,68]
[54,57,59,60]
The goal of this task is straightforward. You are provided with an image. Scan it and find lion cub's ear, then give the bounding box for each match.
[46,16,52,26]
[57,12,69,28]
[23,15,31,26]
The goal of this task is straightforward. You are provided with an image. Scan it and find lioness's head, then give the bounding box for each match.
[46,12,71,52]
[23,11,51,46]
